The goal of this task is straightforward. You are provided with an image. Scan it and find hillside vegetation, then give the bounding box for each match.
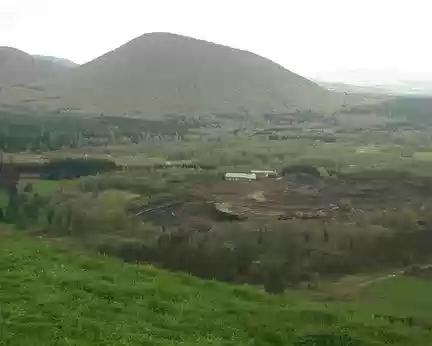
[1,229,432,346]
[0,33,340,116]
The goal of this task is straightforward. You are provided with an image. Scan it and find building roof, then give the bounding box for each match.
[224,172,257,180]
[250,170,277,174]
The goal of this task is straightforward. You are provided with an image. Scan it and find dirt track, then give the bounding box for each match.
[358,264,432,288]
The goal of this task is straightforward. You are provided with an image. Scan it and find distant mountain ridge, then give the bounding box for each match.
[317,80,432,96]
[314,69,432,96]
[34,55,78,68]
[0,47,74,87]
[0,33,341,116]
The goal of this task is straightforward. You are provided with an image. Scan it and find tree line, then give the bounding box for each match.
[0,111,202,152]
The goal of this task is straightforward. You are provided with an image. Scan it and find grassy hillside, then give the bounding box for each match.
[0,33,340,116]
[0,229,431,345]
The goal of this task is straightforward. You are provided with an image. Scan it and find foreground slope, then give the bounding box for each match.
[0,47,73,86]
[0,230,431,345]
[0,33,339,116]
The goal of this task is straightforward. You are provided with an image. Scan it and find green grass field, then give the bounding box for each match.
[0,190,7,208]
[414,152,432,161]
[0,180,63,213]
[360,276,432,318]
[18,179,69,196]
[0,229,431,345]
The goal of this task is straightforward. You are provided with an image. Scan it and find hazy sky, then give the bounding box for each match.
[1,0,431,80]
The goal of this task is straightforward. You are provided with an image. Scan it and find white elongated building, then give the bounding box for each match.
[224,172,257,181]
[250,170,278,178]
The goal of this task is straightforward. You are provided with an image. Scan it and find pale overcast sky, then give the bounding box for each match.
[1,0,431,81]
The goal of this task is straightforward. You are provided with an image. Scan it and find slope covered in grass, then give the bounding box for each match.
[0,230,431,345]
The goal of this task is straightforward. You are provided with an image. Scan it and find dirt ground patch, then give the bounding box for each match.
[136,172,432,227]
[247,190,267,202]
